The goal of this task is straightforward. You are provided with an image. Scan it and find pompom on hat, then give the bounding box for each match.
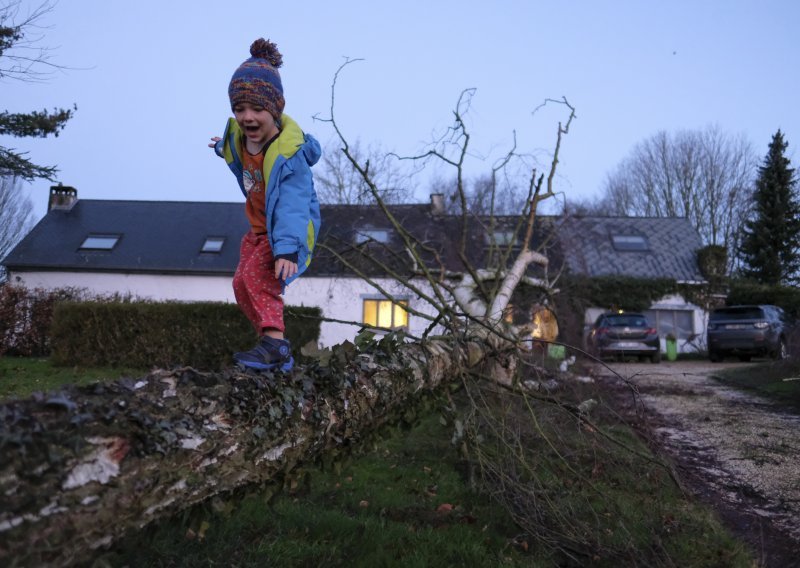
[228,38,285,119]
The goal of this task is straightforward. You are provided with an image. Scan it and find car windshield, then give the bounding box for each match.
[710,307,764,321]
[603,315,647,327]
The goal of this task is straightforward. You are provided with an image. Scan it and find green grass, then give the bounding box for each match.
[0,356,148,399]
[100,402,752,567]
[711,359,800,411]
[102,411,530,567]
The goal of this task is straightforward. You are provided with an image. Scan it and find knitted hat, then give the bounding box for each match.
[228,38,285,119]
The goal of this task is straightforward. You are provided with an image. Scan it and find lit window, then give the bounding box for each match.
[201,237,225,253]
[363,299,409,329]
[355,229,390,245]
[611,234,649,251]
[79,234,120,251]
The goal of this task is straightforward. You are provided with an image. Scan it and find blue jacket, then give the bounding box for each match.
[215,114,321,287]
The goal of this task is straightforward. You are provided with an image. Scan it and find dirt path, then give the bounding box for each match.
[595,360,800,567]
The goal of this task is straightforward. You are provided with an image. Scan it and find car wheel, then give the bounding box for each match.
[709,350,723,363]
[650,351,661,364]
[738,354,752,362]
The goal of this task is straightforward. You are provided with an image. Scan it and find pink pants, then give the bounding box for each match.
[233,232,284,333]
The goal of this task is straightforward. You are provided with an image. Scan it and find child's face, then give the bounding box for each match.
[233,102,279,146]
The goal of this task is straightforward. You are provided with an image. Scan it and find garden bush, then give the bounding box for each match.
[50,301,321,370]
[0,285,87,357]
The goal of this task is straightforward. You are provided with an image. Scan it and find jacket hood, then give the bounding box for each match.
[278,114,321,168]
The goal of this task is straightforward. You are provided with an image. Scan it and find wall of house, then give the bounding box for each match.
[9,271,445,348]
[11,271,710,353]
[8,271,235,303]
[284,276,444,348]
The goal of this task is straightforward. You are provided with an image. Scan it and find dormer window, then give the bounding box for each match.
[611,234,649,251]
[201,237,226,253]
[79,234,120,251]
[485,230,517,246]
[355,229,390,245]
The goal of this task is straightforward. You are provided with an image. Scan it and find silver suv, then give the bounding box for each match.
[707,305,789,362]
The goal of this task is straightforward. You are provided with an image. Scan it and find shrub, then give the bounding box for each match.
[0,285,87,356]
[49,301,321,371]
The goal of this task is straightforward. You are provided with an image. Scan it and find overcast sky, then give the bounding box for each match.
[4,0,799,221]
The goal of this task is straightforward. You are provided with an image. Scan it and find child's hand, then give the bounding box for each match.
[275,258,298,281]
[208,136,221,148]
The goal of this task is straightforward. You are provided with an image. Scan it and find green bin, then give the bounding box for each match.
[665,336,678,361]
[547,343,566,360]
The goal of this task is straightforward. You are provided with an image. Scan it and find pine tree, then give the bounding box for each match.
[0,2,75,181]
[739,130,800,284]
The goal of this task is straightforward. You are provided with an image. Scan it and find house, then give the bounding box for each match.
[3,186,707,350]
[559,216,706,351]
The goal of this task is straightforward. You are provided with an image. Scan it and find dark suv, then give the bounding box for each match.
[707,305,789,362]
[587,312,661,363]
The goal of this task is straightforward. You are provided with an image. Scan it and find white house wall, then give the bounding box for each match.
[9,271,443,348]
[10,271,235,303]
[284,276,443,347]
[13,270,706,353]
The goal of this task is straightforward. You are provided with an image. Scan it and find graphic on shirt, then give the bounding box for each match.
[243,167,264,195]
[242,168,264,193]
[243,170,255,194]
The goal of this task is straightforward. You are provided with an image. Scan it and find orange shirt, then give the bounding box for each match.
[241,147,267,233]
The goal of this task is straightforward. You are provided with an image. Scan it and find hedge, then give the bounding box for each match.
[726,280,800,317]
[50,301,321,370]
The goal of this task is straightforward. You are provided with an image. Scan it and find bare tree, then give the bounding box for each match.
[429,172,531,216]
[313,61,575,379]
[590,126,756,271]
[311,74,688,564]
[0,176,33,280]
[315,139,413,204]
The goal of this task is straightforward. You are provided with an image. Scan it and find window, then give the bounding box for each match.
[363,299,409,329]
[644,309,695,340]
[79,234,120,251]
[354,229,390,245]
[611,234,649,251]
[201,237,226,253]
[485,230,517,246]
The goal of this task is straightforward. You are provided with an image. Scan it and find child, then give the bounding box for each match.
[209,38,321,371]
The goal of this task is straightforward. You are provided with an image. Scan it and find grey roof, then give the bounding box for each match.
[3,199,705,282]
[3,200,248,275]
[558,216,705,281]
[312,205,558,278]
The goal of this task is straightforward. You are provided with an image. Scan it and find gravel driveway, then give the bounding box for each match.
[595,360,800,567]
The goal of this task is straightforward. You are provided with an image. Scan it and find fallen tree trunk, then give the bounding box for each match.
[0,335,515,566]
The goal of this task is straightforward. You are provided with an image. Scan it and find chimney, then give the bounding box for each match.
[430,193,445,216]
[49,184,78,211]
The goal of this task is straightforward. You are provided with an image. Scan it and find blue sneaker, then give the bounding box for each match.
[234,336,294,372]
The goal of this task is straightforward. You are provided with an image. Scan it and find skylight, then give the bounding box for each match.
[201,237,226,253]
[355,229,390,245]
[611,234,649,251]
[79,234,120,251]
[485,230,517,246]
